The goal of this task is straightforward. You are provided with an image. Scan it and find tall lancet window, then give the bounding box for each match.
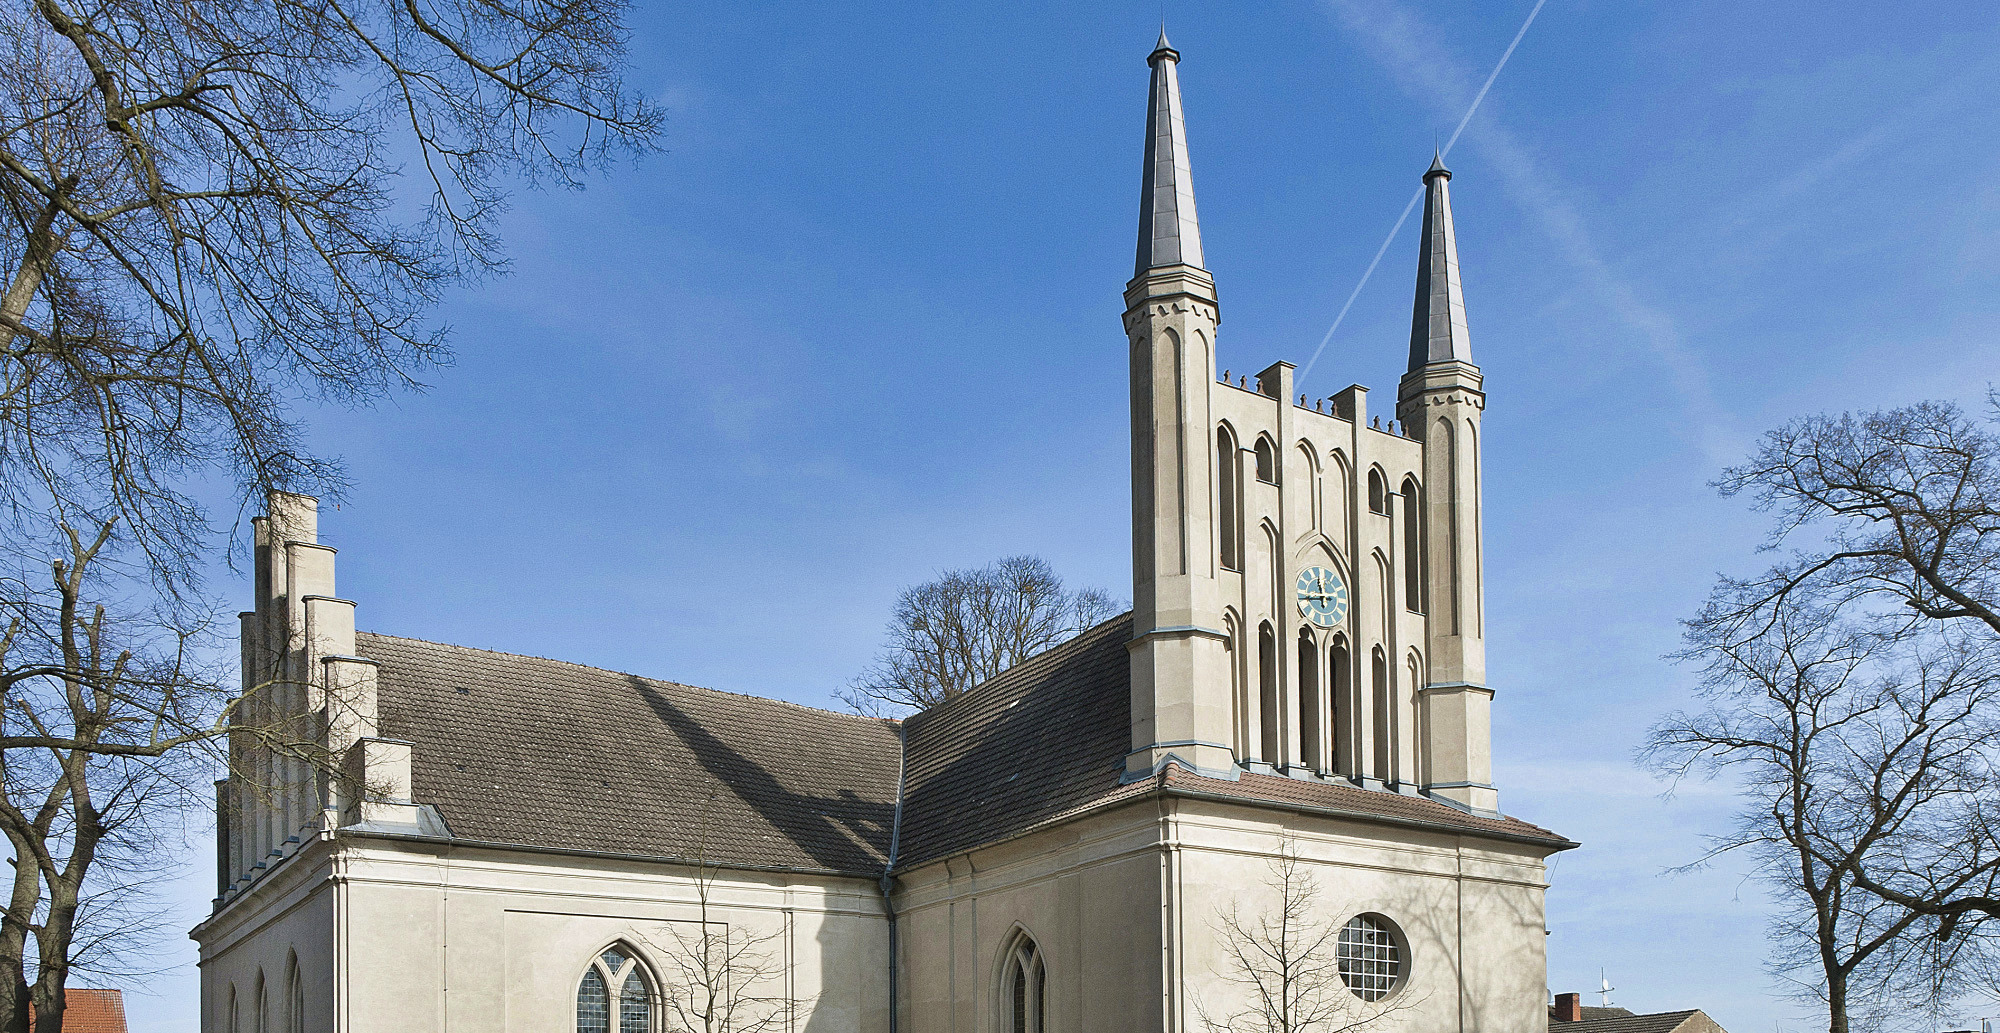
[1400,477,1424,613]
[1258,623,1279,764]
[1225,614,1246,759]
[1254,436,1277,484]
[286,954,304,1033]
[1001,931,1046,1033]
[1297,628,1321,771]
[1368,468,1387,514]
[1371,648,1391,782]
[1328,635,1349,775]
[1217,428,1240,570]
[577,945,653,1033]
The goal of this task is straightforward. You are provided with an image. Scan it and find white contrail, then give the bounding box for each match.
[1297,0,1548,388]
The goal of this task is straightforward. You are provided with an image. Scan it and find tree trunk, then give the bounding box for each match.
[0,183,69,351]
[1826,969,1848,1033]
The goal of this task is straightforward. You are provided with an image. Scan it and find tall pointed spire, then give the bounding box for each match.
[1135,29,1205,278]
[1407,152,1472,371]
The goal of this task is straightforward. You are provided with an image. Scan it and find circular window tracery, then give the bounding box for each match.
[1336,914,1403,1001]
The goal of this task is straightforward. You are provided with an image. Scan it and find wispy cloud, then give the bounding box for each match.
[1320,0,1733,457]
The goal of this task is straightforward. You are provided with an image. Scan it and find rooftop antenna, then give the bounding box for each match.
[1598,968,1615,1008]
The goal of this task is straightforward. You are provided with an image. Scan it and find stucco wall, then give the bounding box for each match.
[1171,798,1551,1033]
[198,844,337,1033]
[896,801,1168,1033]
[894,795,1553,1033]
[196,833,890,1033]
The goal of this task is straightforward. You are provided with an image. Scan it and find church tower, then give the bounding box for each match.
[1122,38,1497,815]
[1122,28,1234,779]
[1396,153,1494,813]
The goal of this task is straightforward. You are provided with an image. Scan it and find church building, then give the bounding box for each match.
[193,31,1574,1033]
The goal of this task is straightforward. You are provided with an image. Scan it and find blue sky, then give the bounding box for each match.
[136,2,2000,1029]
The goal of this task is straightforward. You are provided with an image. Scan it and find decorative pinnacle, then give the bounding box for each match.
[1135,29,1204,276]
[1407,154,1472,372]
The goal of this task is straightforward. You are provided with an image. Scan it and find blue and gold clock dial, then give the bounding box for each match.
[1295,565,1349,628]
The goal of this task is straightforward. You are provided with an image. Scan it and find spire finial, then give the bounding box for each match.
[1135,30,1203,276]
[1408,156,1471,371]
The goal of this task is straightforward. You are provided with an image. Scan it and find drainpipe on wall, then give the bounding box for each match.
[879,722,907,1033]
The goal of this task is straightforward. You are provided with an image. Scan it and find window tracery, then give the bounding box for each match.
[577,944,653,1033]
[1000,931,1046,1033]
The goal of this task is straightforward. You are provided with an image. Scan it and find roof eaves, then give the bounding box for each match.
[333,825,887,882]
[1160,782,1580,851]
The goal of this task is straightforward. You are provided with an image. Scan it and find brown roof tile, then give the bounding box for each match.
[362,633,903,877]
[1549,1010,1724,1033]
[358,612,1570,880]
[31,989,126,1033]
[898,614,1572,867]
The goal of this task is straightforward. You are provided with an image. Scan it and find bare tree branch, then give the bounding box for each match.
[841,555,1118,716]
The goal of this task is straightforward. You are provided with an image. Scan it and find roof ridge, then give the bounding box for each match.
[355,630,901,728]
[902,611,1134,729]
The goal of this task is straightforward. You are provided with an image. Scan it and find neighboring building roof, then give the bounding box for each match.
[1549,1008,1727,1033]
[364,632,903,877]
[360,613,1570,880]
[29,988,127,1032]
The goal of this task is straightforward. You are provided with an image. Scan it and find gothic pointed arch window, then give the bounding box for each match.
[1400,476,1424,613]
[1327,633,1349,775]
[1367,467,1388,514]
[577,944,653,1033]
[253,972,267,1033]
[1254,435,1277,484]
[286,953,304,1033]
[1258,622,1279,764]
[1217,426,1241,570]
[999,930,1046,1033]
[1225,612,1246,760]
[228,986,240,1033]
[1371,647,1391,782]
[1297,627,1321,771]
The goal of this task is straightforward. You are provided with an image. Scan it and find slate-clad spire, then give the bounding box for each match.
[1407,152,1472,371]
[1135,28,1205,278]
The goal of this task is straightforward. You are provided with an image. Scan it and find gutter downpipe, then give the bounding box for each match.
[879,722,907,1033]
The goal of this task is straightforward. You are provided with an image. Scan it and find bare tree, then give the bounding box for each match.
[1197,844,1419,1033]
[0,0,660,584]
[1648,397,2000,1033]
[841,555,1116,715]
[642,793,800,1033]
[0,0,660,1024]
[0,517,286,1032]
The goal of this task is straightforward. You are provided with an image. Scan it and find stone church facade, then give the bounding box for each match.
[192,31,1574,1033]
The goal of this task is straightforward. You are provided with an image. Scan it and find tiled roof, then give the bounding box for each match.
[898,616,1152,867]
[359,613,1570,879]
[30,989,126,1032]
[1550,1010,1721,1033]
[898,613,1570,867]
[362,633,903,877]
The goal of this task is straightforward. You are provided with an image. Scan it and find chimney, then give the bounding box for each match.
[1553,993,1583,1022]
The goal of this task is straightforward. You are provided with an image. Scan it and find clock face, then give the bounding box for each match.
[1295,566,1349,628]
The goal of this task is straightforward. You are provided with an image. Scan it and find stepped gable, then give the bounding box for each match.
[896,613,1571,870]
[361,632,903,878]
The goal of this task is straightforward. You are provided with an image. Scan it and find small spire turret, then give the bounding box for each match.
[1135,27,1203,277]
[1408,151,1470,371]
